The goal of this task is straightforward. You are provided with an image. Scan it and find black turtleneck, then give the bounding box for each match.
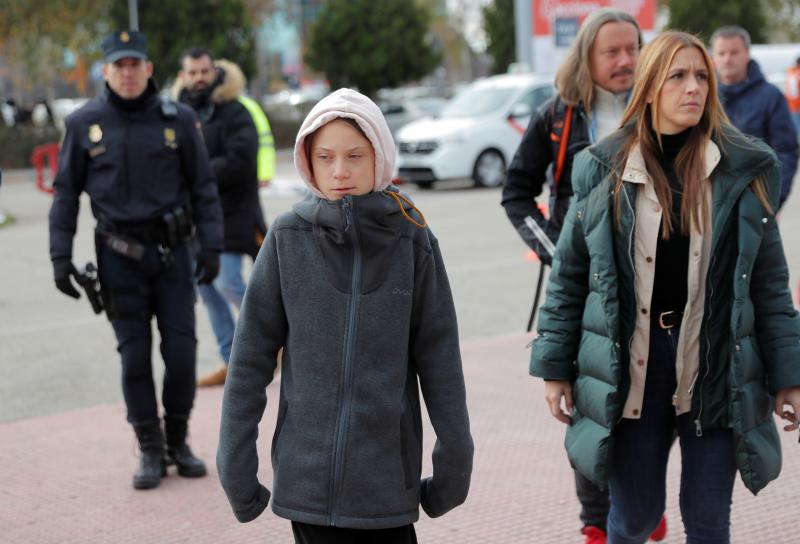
[650,128,691,317]
[106,79,158,112]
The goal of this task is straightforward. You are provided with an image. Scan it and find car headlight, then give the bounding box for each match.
[399,140,439,154]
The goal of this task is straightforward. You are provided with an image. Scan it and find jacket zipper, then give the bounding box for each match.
[686,372,699,395]
[694,250,716,437]
[329,196,362,525]
[123,121,129,198]
[620,184,637,424]
[692,169,766,437]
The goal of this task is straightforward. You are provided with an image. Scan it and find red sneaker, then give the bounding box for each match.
[649,516,668,541]
[581,526,607,544]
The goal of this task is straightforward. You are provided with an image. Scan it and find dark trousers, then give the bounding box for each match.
[98,243,197,424]
[607,327,737,544]
[291,522,418,544]
[576,468,609,531]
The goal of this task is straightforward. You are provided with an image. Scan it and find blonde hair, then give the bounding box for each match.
[555,8,642,111]
[612,31,772,237]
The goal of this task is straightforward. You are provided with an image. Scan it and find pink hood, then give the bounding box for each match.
[294,88,396,198]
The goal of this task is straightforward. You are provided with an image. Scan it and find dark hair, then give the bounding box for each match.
[180,46,214,68]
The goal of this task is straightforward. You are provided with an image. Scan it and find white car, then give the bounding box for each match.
[395,73,554,188]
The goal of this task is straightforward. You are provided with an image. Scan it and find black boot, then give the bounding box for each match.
[132,421,167,490]
[164,415,207,478]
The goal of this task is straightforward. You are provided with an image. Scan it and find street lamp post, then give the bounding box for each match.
[514,0,533,71]
[129,0,139,31]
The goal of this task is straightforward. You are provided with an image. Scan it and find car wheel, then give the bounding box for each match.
[472,150,506,188]
[416,181,434,190]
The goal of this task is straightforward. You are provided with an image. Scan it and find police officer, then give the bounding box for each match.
[48,31,223,490]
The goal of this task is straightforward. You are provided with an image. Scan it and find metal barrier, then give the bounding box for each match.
[31,142,60,194]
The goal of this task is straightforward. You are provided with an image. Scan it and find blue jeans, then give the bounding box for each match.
[197,252,246,363]
[607,326,737,544]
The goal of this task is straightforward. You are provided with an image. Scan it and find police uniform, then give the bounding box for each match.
[48,31,223,490]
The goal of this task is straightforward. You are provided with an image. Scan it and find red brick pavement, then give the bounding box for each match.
[2,333,798,543]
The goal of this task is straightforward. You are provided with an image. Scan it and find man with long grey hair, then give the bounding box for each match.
[502,8,667,544]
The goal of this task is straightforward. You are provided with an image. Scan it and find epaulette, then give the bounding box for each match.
[160,98,178,120]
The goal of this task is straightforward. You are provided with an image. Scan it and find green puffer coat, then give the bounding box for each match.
[530,125,800,494]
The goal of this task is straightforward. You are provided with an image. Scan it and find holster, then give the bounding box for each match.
[97,229,146,261]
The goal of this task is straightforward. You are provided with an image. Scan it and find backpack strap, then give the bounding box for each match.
[553,104,574,189]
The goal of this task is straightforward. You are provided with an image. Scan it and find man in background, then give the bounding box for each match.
[711,26,798,208]
[175,47,267,387]
[502,9,667,544]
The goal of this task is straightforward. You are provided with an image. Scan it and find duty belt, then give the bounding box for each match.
[96,206,194,264]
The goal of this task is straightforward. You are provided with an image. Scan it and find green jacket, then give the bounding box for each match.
[530,125,800,494]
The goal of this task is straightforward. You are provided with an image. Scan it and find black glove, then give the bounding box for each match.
[53,258,81,299]
[517,216,559,266]
[195,250,220,285]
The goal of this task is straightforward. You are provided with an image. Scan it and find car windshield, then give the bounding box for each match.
[413,97,446,116]
[440,87,517,118]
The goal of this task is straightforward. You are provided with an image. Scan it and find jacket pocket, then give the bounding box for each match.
[271,399,288,467]
[85,142,121,200]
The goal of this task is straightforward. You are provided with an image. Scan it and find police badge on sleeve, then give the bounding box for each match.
[88,123,106,157]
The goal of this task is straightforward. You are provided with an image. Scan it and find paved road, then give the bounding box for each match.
[0,160,543,423]
[2,160,800,542]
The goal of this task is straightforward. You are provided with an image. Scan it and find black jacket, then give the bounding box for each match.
[49,81,223,261]
[176,60,265,258]
[501,96,591,264]
[719,60,799,207]
[217,189,474,528]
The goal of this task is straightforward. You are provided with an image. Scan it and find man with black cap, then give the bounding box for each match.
[48,30,224,490]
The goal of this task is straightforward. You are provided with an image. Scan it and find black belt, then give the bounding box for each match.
[99,206,194,246]
[96,207,194,267]
[651,310,683,330]
[99,218,166,244]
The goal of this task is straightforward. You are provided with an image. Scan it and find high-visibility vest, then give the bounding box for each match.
[786,65,800,113]
[238,95,276,184]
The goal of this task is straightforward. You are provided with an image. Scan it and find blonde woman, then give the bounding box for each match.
[531,31,800,544]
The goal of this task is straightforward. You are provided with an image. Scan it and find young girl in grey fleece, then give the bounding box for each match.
[216,88,474,544]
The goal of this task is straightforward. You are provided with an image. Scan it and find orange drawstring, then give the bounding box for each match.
[385,191,427,228]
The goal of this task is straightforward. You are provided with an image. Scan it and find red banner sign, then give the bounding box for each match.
[533,0,657,36]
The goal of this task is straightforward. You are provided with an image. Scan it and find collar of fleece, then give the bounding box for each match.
[291,188,423,293]
[294,88,396,199]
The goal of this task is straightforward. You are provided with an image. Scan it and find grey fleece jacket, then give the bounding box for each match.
[216,187,474,529]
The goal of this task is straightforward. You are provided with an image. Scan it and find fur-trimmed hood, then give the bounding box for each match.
[171,58,246,104]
